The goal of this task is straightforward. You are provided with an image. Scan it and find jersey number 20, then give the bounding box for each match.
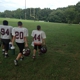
[15,31,23,39]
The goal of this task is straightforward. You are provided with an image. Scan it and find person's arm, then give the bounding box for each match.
[24,37,28,47]
[12,36,15,46]
[11,27,13,40]
[24,28,28,47]
[31,30,34,41]
[32,37,34,42]
[42,39,46,45]
[42,31,46,45]
[11,28,15,46]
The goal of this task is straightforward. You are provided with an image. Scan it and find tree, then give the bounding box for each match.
[64,6,76,23]
[75,1,80,12]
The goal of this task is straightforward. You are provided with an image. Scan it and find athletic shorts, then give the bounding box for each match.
[34,44,42,50]
[16,42,24,54]
[1,39,10,51]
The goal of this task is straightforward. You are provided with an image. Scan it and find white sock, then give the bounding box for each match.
[33,54,35,57]
[5,53,8,55]
[2,49,5,52]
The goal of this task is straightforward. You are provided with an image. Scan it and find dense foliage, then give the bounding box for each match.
[0,2,80,24]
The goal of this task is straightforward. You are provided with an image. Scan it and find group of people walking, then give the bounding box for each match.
[0,20,46,66]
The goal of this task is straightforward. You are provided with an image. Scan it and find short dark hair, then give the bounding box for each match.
[18,21,22,26]
[3,20,8,25]
[37,25,41,30]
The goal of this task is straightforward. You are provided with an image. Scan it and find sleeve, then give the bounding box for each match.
[0,25,1,38]
[42,31,46,39]
[12,28,15,36]
[31,30,34,37]
[0,25,1,33]
[24,28,28,37]
[10,26,13,33]
[0,25,2,32]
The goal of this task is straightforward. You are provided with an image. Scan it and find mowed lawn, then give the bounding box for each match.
[0,18,80,80]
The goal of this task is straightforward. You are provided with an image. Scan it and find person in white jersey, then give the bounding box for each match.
[0,20,13,58]
[12,21,28,66]
[31,25,46,59]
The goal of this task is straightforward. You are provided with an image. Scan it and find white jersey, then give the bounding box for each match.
[0,25,13,39]
[12,27,28,43]
[31,30,46,44]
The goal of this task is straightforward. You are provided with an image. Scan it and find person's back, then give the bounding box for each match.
[31,25,46,59]
[31,30,46,45]
[12,21,28,66]
[12,27,28,43]
[0,25,12,39]
[0,20,13,58]
[0,20,12,39]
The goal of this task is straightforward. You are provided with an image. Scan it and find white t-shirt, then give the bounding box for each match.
[31,30,46,44]
[12,27,28,43]
[0,25,13,39]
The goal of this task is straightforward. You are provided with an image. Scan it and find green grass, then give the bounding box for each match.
[0,18,80,80]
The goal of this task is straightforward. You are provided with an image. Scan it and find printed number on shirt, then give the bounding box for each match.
[15,31,23,39]
[1,28,9,35]
[34,34,40,41]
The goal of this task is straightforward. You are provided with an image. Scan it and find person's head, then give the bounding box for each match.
[3,20,8,25]
[37,25,41,30]
[18,21,22,26]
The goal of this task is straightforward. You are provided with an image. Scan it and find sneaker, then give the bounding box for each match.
[20,57,24,61]
[14,60,18,66]
[5,54,9,58]
[32,56,36,60]
[39,52,42,55]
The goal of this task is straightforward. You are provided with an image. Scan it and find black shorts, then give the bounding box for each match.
[16,42,24,54]
[34,44,42,50]
[1,39,10,51]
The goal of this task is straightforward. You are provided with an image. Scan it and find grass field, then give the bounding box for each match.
[0,18,80,80]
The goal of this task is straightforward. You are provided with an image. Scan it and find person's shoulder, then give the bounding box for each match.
[32,30,37,32]
[10,25,13,27]
[0,25,3,29]
[0,25,3,27]
[0,25,3,26]
[32,30,37,33]
[0,25,5,27]
[13,27,16,28]
[41,30,45,33]
[12,27,17,30]
[23,27,27,29]
[40,30,44,32]
[23,27,28,31]
[8,25,13,28]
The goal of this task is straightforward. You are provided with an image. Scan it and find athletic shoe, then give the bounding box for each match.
[14,60,18,66]
[5,54,9,58]
[20,57,24,61]
[32,56,36,60]
[39,52,42,55]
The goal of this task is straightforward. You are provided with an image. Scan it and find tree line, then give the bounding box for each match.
[0,2,80,24]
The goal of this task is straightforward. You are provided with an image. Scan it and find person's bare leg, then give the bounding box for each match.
[14,53,22,66]
[33,49,36,59]
[2,45,5,55]
[16,53,22,60]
